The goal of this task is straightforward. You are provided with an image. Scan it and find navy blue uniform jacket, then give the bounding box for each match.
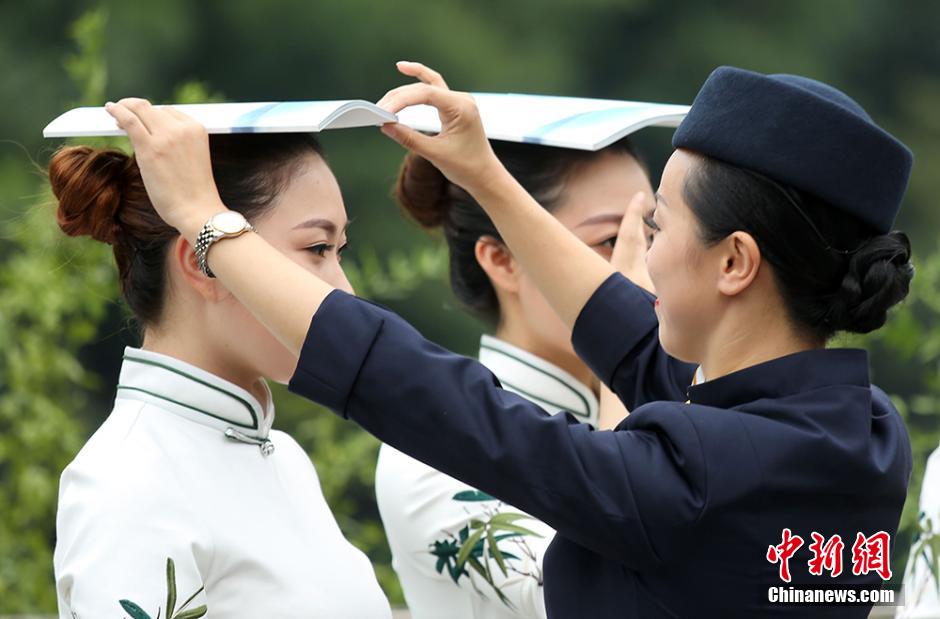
[289,273,911,618]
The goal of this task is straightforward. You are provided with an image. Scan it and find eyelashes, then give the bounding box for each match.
[306,242,349,258]
[642,210,660,232]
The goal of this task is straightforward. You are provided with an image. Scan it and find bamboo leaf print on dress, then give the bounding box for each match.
[428,490,545,608]
[118,557,206,619]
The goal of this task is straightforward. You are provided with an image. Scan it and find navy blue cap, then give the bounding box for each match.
[672,66,913,234]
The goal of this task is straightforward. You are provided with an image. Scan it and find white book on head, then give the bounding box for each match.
[43,100,397,138]
[396,93,690,151]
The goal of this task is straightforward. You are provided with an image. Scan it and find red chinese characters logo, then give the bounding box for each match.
[767,528,804,583]
[807,532,844,577]
[767,529,891,581]
[850,531,892,581]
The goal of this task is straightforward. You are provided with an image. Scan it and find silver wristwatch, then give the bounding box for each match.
[194,211,255,278]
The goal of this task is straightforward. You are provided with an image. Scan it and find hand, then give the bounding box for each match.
[612,192,656,294]
[377,61,508,197]
[104,98,227,240]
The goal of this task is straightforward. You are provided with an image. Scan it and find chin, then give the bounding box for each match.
[657,330,696,365]
[265,368,294,386]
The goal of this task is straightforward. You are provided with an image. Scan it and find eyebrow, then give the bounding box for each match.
[292,218,351,235]
[654,192,668,207]
[576,213,624,228]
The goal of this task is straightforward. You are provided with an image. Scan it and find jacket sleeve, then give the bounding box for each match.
[571,272,697,411]
[54,454,210,619]
[289,289,707,569]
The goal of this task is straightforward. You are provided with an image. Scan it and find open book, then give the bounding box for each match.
[44,94,689,150]
[43,100,397,138]
[396,93,690,151]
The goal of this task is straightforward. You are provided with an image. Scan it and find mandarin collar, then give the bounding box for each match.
[116,347,276,451]
[479,335,599,425]
[686,348,870,409]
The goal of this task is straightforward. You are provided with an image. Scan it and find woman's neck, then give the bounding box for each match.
[494,322,598,394]
[699,305,821,382]
[140,327,270,409]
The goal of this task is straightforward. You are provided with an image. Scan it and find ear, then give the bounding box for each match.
[171,236,230,302]
[474,235,520,294]
[716,231,761,297]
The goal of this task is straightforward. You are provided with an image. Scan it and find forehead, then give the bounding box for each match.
[552,152,650,223]
[659,149,698,196]
[265,152,347,223]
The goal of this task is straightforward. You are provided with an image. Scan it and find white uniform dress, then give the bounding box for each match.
[897,443,940,618]
[375,335,600,619]
[55,347,391,619]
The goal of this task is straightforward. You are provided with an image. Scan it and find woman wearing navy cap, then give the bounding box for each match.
[104,62,914,617]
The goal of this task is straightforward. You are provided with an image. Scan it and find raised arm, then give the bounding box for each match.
[376,64,624,328]
[104,99,329,357]
[102,91,705,568]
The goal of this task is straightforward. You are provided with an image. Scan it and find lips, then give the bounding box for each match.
[654,299,661,308]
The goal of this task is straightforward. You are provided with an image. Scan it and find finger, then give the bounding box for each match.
[612,192,649,262]
[380,122,439,157]
[378,83,466,119]
[105,101,152,143]
[117,97,176,134]
[623,191,649,235]
[396,61,449,89]
[163,105,199,126]
[376,83,422,109]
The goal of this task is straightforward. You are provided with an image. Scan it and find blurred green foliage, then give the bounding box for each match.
[0,0,938,613]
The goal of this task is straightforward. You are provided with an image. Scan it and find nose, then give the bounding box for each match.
[335,264,355,295]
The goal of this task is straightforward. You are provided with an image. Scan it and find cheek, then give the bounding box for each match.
[292,250,354,295]
[645,239,669,292]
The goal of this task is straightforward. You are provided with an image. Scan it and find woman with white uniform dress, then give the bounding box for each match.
[49,135,390,618]
[105,61,915,618]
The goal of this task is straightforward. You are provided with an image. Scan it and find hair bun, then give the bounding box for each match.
[49,146,134,245]
[395,152,452,229]
[825,231,914,333]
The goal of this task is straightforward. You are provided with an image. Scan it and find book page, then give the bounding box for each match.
[43,100,395,138]
[396,93,689,151]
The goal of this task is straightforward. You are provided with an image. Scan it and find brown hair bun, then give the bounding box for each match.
[48,145,140,245]
[395,152,452,229]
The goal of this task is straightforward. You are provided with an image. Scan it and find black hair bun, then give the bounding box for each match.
[825,231,914,333]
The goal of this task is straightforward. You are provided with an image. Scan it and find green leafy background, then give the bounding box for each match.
[1,1,938,612]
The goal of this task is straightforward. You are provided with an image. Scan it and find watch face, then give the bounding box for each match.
[212,211,248,234]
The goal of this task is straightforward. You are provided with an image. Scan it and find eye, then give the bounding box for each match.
[306,243,334,257]
[642,210,660,232]
[337,242,349,261]
[597,236,617,250]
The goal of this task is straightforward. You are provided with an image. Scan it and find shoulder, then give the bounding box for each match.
[622,400,748,448]
[621,401,763,497]
[375,443,467,509]
[58,400,204,534]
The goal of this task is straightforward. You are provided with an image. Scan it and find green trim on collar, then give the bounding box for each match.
[480,342,591,417]
[116,386,257,430]
[122,353,259,429]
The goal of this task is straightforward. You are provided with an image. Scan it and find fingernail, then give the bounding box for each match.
[105,101,114,107]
